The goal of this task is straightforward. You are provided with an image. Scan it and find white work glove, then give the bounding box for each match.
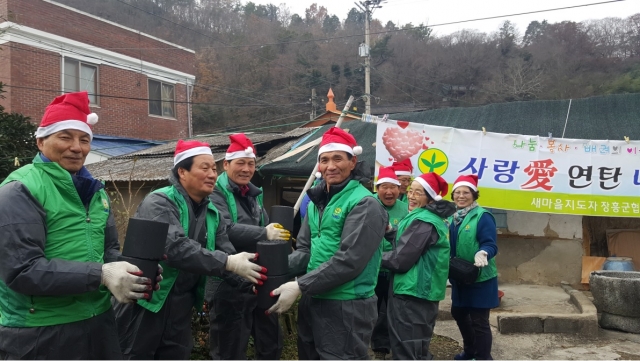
[102,262,150,304]
[474,250,489,267]
[225,252,266,284]
[267,281,301,315]
[265,223,291,241]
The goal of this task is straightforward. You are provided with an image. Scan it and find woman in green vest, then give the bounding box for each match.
[449,175,499,361]
[382,172,455,360]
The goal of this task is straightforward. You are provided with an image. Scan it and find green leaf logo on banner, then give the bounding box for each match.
[418,148,449,175]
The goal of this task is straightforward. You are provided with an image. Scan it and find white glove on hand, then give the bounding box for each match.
[267,281,301,315]
[474,250,489,267]
[265,223,291,241]
[102,262,149,304]
[226,252,265,284]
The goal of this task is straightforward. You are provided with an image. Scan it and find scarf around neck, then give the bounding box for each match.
[453,201,478,226]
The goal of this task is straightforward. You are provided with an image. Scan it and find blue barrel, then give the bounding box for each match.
[602,257,635,271]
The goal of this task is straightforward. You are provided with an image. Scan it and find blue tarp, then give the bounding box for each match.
[91,135,164,157]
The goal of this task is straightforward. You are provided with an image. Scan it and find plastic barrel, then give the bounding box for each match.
[602,257,635,271]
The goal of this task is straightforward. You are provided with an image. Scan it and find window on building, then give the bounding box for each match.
[148,79,175,118]
[63,58,98,105]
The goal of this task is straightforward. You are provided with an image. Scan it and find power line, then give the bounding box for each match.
[0,42,310,110]
[0,83,308,108]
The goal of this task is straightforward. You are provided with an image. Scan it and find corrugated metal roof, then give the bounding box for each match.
[124,128,314,157]
[90,135,164,157]
[86,153,227,181]
[86,128,316,181]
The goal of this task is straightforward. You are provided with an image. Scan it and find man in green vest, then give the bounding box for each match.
[113,139,265,359]
[267,127,389,359]
[372,166,408,360]
[207,133,289,360]
[382,172,455,360]
[0,91,155,359]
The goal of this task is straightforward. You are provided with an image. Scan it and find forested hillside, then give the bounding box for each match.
[53,0,640,134]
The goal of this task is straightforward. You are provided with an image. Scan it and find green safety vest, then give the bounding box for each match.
[136,185,218,313]
[398,193,408,203]
[0,156,112,327]
[392,207,450,301]
[215,172,264,226]
[307,180,381,300]
[378,198,408,272]
[449,206,497,283]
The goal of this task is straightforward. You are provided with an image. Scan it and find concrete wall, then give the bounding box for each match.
[496,211,584,285]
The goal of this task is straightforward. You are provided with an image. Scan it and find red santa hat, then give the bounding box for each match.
[376,166,400,186]
[226,133,256,160]
[174,139,213,166]
[414,172,449,201]
[452,174,478,192]
[318,127,362,159]
[35,91,98,140]
[392,159,413,176]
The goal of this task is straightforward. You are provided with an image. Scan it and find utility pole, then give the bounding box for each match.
[310,88,317,120]
[355,0,384,115]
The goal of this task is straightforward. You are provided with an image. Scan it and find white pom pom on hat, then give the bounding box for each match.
[225,133,257,160]
[414,173,449,202]
[315,172,322,179]
[86,113,99,125]
[353,145,363,155]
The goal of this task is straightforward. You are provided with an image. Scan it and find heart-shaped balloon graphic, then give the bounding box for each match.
[397,121,409,129]
[382,126,423,161]
[628,148,634,153]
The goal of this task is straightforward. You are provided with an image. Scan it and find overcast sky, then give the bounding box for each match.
[256,0,639,36]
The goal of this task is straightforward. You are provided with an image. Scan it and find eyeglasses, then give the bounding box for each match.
[407,189,426,197]
[453,191,472,197]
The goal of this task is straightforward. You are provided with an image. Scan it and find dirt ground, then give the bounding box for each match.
[429,334,464,360]
[190,308,463,360]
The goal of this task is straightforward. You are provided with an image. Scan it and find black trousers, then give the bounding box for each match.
[113,291,195,360]
[371,272,391,353]
[208,279,282,360]
[450,306,493,360]
[297,294,378,360]
[0,308,122,360]
[387,294,439,360]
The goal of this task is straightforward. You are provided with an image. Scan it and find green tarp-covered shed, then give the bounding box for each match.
[258,93,640,178]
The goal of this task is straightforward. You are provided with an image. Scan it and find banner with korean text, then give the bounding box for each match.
[374,118,640,217]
